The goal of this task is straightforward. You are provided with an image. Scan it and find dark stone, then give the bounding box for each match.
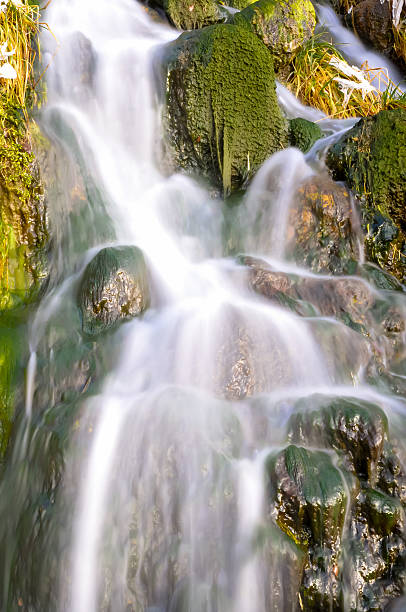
[78,245,150,336]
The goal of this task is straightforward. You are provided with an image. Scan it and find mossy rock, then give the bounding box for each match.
[161,23,288,194]
[288,117,323,153]
[234,0,316,71]
[0,97,48,309]
[288,395,388,483]
[154,0,224,30]
[78,245,150,336]
[266,445,347,550]
[326,109,406,282]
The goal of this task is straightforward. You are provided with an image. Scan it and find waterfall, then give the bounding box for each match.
[0,0,405,610]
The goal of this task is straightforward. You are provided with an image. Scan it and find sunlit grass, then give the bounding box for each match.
[0,0,48,111]
[285,36,406,119]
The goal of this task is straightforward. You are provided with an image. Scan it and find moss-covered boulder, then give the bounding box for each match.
[288,117,323,153]
[78,245,150,336]
[234,0,316,71]
[161,24,288,194]
[327,109,406,282]
[0,97,48,310]
[287,395,388,483]
[286,173,360,274]
[154,0,224,30]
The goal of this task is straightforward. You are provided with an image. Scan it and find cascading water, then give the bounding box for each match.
[1,0,406,611]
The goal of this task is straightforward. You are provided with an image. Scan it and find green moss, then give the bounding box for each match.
[289,117,323,153]
[163,23,288,194]
[0,95,47,308]
[234,0,316,70]
[327,109,406,282]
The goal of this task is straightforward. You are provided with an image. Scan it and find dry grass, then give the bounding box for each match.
[285,36,406,119]
[0,0,47,111]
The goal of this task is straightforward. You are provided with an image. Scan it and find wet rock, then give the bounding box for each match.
[361,487,403,536]
[360,262,405,293]
[243,255,375,330]
[154,0,224,30]
[344,486,406,611]
[78,245,150,336]
[288,117,324,153]
[287,173,360,275]
[160,24,288,194]
[287,395,388,483]
[327,109,406,282]
[267,445,347,549]
[234,0,316,71]
[266,445,347,609]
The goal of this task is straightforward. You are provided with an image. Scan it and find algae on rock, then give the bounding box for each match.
[161,23,288,194]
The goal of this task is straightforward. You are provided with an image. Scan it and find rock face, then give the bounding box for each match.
[154,0,224,30]
[161,24,288,194]
[327,109,406,282]
[286,173,360,274]
[288,117,323,153]
[234,0,316,71]
[78,245,150,336]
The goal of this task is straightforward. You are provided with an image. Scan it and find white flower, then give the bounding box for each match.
[329,56,378,107]
[0,42,15,62]
[0,62,17,79]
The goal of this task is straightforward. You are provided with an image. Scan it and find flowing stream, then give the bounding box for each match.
[1,0,406,610]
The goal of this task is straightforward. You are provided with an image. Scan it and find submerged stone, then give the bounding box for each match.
[234,0,316,71]
[327,109,406,282]
[288,117,324,153]
[78,245,150,336]
[288,395,388,483]
[161,24,288,194]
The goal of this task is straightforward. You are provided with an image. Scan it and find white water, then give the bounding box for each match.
[13,0,403,610]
